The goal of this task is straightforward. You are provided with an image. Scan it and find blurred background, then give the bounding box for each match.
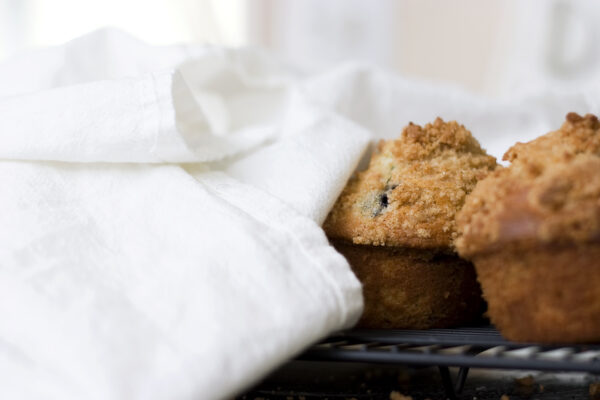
[2,0,600,97]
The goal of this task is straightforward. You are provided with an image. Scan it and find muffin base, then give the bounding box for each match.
[474,243,600,343]
[332,240,485,329]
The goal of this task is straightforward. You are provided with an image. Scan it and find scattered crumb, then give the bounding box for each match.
[514,375,535,396]
[500,395,510,400]
[390,391,413,400]
[515,375,535,386]
[590,382,600,399]
[538,384,544,393]
[397,370,411,384]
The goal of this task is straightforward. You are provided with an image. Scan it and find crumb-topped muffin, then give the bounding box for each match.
[456,112,600,343]
[325,118,497,329]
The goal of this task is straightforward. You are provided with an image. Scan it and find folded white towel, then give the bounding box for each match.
[0,29,368,400]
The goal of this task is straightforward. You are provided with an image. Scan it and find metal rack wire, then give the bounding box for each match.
[296,326,600,399]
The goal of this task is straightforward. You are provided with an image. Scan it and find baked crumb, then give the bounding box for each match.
[513,375,537,396]
[500,395,510,400]
[456,112,600,256]
[514,375,535,387]
[397,369,411,384]
[325,118,497,249]
[389,391,413,400]
[591,382,600,399]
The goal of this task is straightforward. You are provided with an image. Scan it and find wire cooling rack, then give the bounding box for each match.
[296,326,600,399]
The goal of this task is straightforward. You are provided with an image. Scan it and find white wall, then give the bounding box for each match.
[2,0,600,97]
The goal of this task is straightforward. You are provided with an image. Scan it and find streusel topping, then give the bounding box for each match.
[325,118,497,249]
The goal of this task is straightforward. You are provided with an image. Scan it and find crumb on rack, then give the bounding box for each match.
[514,375,536,396]
[390,390,413,400]
[590,381,600,399]
[515,375,535,387]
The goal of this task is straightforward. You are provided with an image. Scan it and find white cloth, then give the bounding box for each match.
[0,164,362,400]
[298,64,600,161]
[2,28,600,400]
[0,29,369,400]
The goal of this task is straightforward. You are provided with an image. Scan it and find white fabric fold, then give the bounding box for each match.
[300,63,600,160]
[224,90,371,223]
[0,29,292,163]
[0,29,368,400]
[0,163,362,400]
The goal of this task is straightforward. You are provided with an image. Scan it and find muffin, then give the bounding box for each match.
[324,118,497,329]
[456,112,600,343]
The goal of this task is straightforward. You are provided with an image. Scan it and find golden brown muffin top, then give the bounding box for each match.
[456,113,600,257]
[324,118,497,249]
